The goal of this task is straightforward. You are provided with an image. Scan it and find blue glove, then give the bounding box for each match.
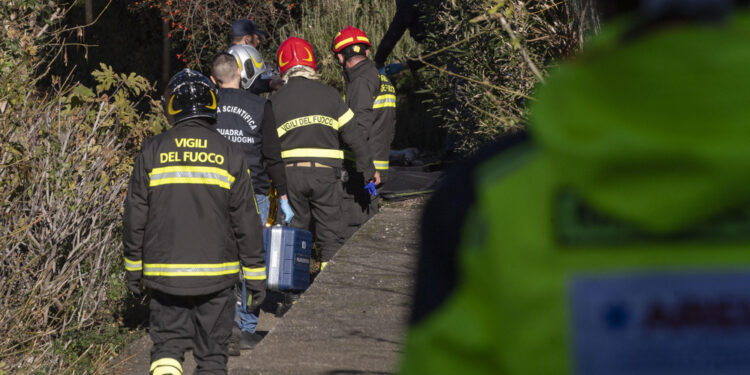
[365,182,378,197]
[280,199,294,224]
[385,63,405,75]
[378,66,387,75]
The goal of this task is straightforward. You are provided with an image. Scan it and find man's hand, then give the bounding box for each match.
[280,196,294,224]
[372,171,381,186]
[127,278,142,297]
[245,282,267,312]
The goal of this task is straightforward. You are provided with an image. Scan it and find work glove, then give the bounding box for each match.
[379,63,405,76]
[280,199,295,224]
[245,281,266,312]
[127,277,142,297]
[364,181,378,197]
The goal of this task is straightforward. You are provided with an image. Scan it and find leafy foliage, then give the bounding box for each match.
[276,0,421,90]
[129,0,295,70]
[0,2,166,373]
[417,0,589,155]
[0,64,166,373]
[0,0,61,113]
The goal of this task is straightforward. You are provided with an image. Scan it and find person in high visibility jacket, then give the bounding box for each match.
[400,1,750,374]
[123,69,266,375]
[269,36,379,268]
[332,26,396,239]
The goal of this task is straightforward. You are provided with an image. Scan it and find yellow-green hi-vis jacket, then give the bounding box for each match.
[401,13,750,375]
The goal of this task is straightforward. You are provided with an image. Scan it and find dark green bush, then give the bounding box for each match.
[418,0,590,155]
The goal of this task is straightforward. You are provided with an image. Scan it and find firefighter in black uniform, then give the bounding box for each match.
[210,51,294,353]
[123,69,266,375]
[270,36,379,270]
[332,26,397,240]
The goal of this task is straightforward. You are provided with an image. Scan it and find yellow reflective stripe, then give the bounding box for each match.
[356,36,370,44]
[334,37,354,51]
[150,177,231,190]
[149,166,234,190]
[150,357,183,375]
[373,160,389,170]
[243,266,267,280]
[281,148,344,160]
[149,166,234,182]
[373,94,397,109]
[143,262,240,277]
[124,257,142,271]
[277,115,342,138]
[338,109,354,127]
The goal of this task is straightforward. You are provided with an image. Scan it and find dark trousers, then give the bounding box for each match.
[341,167,379,240]
[149,287,234,375]
[286,165,344,262]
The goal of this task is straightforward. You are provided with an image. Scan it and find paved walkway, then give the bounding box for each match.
[111,202,421,374]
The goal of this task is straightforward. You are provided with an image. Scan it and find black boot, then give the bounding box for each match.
[227,325,241,356]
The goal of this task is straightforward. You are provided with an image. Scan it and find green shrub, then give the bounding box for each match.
[276,0,421,90]
[0,64,166,374]
[0,2,167,373]
[418,0,589,155]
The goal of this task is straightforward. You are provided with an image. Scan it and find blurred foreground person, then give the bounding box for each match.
[401,0,750,374]
[123,69,266,375]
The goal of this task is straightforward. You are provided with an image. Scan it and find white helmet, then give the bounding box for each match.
[227,44,268,90]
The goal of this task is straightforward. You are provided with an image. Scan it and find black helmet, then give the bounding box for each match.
[166,69,217,124]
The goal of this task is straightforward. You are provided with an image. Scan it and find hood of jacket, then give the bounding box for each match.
[530,14,750,233]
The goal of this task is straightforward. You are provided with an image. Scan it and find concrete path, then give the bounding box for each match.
[111,201,421,374]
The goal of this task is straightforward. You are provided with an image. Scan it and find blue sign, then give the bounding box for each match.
[571,271,750,375]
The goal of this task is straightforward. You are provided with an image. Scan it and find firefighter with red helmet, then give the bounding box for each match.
[269,37,379,270]
[332,26,396,239]
[123,69,266,374]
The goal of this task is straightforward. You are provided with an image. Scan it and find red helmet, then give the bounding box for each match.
[332,26,371,53]
[277,37,317,76]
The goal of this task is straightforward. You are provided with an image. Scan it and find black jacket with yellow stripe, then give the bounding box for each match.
[123,118,266,296]
[269,76,375,179]
[343,59,396,179]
